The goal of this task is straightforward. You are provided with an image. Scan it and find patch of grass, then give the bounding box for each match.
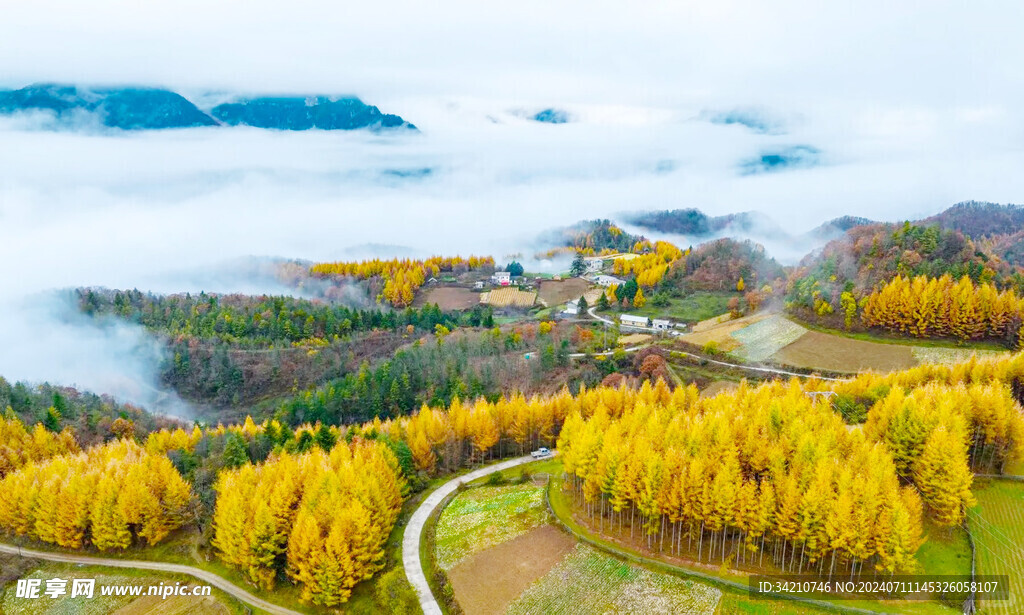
[968,479,1024,615]
[715,591,834,614]
[621,291,739,323]
[916,520,972,577]
[435,484,547,569]
[507,543,722,614]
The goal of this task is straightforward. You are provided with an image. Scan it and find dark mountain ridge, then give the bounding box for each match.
[0,83,415,132]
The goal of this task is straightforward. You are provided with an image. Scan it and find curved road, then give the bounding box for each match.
[585,307,847,382]
[0,543,301,615]
[402,454,547,615]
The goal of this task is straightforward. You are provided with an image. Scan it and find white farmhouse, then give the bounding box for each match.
[491,271,511,286]
[652,318,672,331]
[563,299,580,316]
[592,275,625,287]
[583,256,605,273]
[620,314,650,328]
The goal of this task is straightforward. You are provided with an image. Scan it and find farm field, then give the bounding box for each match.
[772,330,916,373]
[968,479,1024,615]
[415,286,480,310]
[0,570,232,615]
[909,346,1011,364]
[538,278,591,306]
[730,315,807,362]
[447,524,576,615]
[678,309,1002,374]
[506,543,721,615]
[481,287,537,308]
[680,312,769,351]
[435,483,548,570]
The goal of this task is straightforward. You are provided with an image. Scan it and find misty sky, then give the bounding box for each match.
[1,0,1023,411]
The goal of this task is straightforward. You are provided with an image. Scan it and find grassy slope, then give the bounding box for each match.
[968,479,1024,615]
[915,520,972,577]
[618,291,739,323]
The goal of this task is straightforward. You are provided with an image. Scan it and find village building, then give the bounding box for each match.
[652,318,672,331]
[591,274,625,287]
[563,299,580,315]
[620,314,650,328]
[491,271,511,286]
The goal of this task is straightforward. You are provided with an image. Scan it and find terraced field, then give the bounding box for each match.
[506,543,721,615]
[968,480,1024,615]
[730,315,807,362]
[435,483,548,570]
[481,288,537,308]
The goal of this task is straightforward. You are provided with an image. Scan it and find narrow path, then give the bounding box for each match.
[402,454,547,615]
[585,307,848,382]
[0,543,301,615]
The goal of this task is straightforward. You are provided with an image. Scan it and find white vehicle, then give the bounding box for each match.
[531,447,552,458]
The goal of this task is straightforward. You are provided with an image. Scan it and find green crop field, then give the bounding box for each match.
[507,543,721,614]
[969,480,1024,615]
[435,483,548,569]
[622,291,738,323]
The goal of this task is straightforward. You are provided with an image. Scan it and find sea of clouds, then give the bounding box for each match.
[2,0,1023,414]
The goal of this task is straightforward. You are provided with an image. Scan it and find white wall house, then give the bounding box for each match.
[592,275,625,287]
[583,256,605,273]
[491,271,511,286]
[563,299,580,315]
[652,318,672,331]
[620,314,650,328]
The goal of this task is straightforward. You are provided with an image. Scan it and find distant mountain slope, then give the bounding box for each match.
[541,219,646,255]
[626,208,789,240]
[0,83,415,132]
[672,237,786,291]
[624,209,870,259]
[0,83,216,129]
[532,108,570,124]
[805,215,875,241]
[922,201,1024,238]
[210,96,415,131]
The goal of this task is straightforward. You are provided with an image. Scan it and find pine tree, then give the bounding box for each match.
[914,424,975,525]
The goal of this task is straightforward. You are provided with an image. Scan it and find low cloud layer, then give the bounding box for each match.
[1,0,1023,412]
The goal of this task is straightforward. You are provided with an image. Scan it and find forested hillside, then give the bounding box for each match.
[677,238,785,291]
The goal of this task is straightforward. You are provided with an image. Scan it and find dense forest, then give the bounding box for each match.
[679,238,785,291]
[788,221,1009,316]
[545,219,647,255]
[0,377,183,447]
[78,289,488,409]
[309,255,494,307]
[266,324,591,426]
[79,288,464,347]
[861,274,1023,345]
